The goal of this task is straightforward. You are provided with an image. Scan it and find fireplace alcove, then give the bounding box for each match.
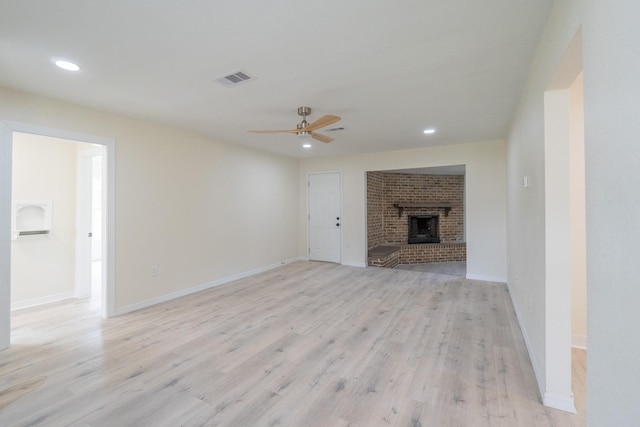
[366,170,467,268]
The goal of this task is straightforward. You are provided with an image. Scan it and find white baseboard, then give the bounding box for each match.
[544,392,577,413]
[342,260,367,268]
[507,282,546,403]
[11,292,75,311]
[507,282,578,414]
[466,273,507,283]
[113,257,302,316]
[572,334,587,350]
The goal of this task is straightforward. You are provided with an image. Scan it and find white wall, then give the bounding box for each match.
[298,140,507,281]
[583,1,640,424]
[543,87,574,410]
[0,86,299,313]
[509,0,640,423]
[506,0,583,410]
[11,133,78,307]
[569,73,586,349]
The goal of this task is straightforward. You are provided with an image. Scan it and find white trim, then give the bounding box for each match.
[544,392,577,414]
[103,137,115,318]
[572,334,587,350]
[466,273,507,283]
[508,281,546,402]
[509,281,577,414]
[5,122,113,146]
[11,292,74,311]
[0,121,12,350]
[342,261,367,268]
[113,257,300,316]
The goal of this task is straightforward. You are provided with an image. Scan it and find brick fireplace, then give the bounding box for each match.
[408,215,440,244]
[366,171,466,267]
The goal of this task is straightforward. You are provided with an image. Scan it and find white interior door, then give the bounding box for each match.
[76,146,104,300]
[308,172,341,263]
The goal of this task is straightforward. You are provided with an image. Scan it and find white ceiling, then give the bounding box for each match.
[0,1,554,159]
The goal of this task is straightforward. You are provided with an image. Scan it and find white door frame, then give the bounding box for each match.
[0,121,116,350]
[0,121,12,350]
[76,146,105,299]
[307,171,342,263]
[540,30,583,413]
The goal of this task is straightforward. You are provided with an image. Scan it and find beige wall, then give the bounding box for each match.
[11,133,78,306]
[299,139,506,281]
[0,86,299,312]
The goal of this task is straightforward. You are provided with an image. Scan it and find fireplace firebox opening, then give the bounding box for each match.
[408,215,440,244]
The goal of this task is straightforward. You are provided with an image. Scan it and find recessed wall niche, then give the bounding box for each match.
[11,200,52,239]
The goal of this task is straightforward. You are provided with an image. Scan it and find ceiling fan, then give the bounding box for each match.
[248,106,341,143]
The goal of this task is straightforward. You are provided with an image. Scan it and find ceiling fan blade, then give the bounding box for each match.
[304,115,341,132]
[247,129,298,134]
[311,132,333,143]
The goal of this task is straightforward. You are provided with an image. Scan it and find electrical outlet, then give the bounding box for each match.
[151,266,158,277]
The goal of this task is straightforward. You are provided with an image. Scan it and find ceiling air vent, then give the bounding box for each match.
[215,70,256,87]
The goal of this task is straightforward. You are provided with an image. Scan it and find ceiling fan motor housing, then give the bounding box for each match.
[297,106,312,117]
[297,106,312,134]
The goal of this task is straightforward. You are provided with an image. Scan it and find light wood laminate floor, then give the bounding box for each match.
[0,261,585,426]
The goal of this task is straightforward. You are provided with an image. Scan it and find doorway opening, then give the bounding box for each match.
[10,133,106,314]
[542,29,586,414]
[75,145,106,308]
[0,122,115,351]
[365,165,466,276]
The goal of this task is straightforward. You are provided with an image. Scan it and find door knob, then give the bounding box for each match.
[336,223,340,227]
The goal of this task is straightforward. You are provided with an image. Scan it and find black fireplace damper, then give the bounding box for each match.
[408,215,440,244]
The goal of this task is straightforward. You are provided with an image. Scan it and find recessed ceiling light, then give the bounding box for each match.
[54,59,80,71]
[302,143,312,149]
[423,128,436,134]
